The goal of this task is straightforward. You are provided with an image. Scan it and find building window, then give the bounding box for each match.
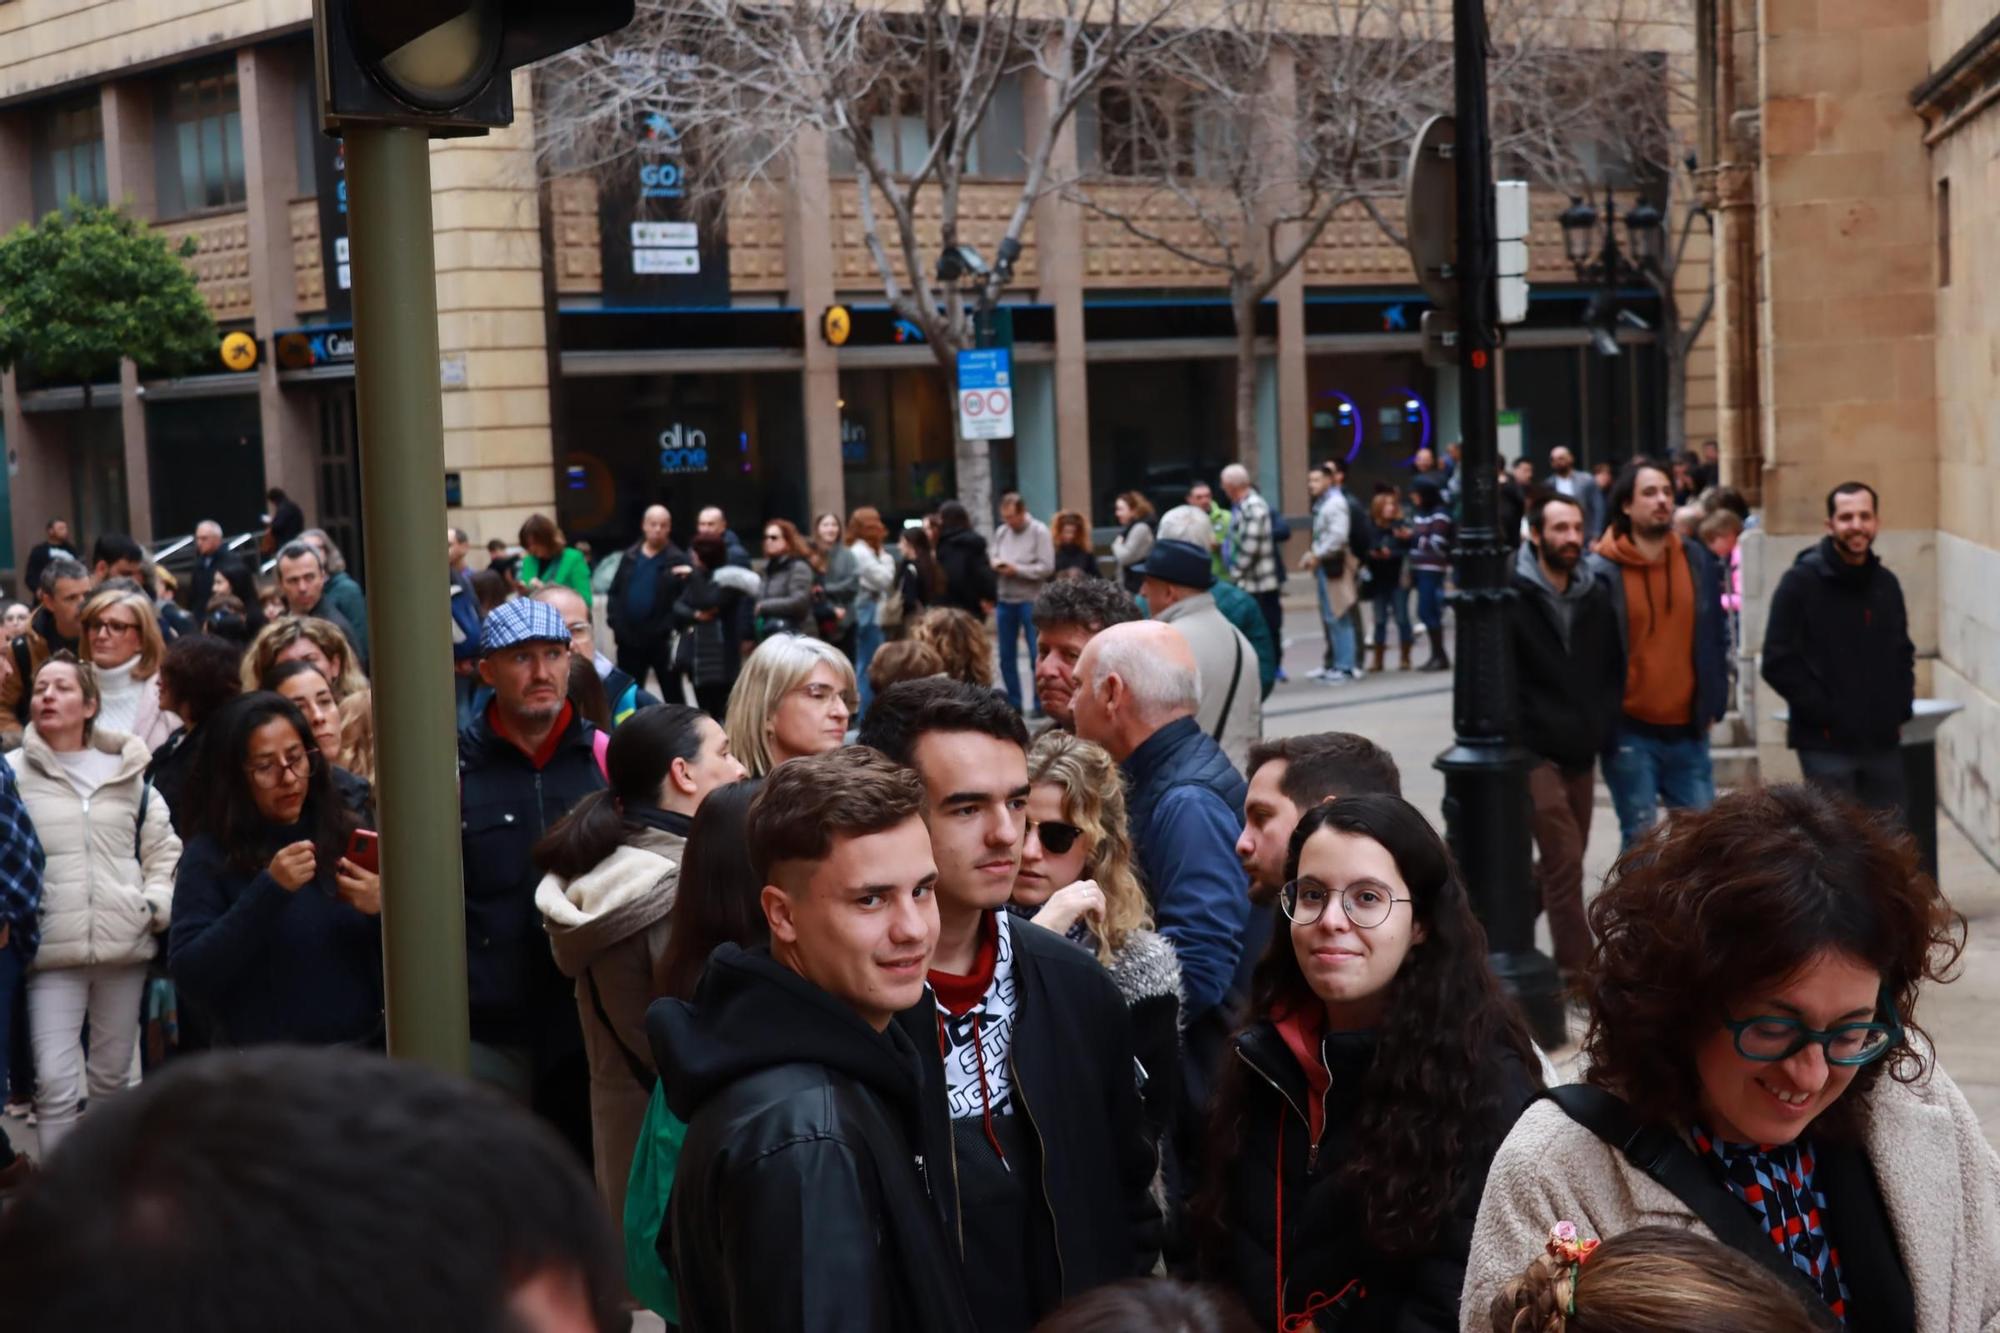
[1079,82,1237,181]
[1937,178,1951,287]
[164,64,247,214]
[31,97,107,215]
[828,73,1026,178]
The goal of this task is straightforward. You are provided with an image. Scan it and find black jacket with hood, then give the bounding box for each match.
[1761,536,1915,753]
[652,945,978,1333]
[1508,542,1621,770]
[894,916,1163,1319]
[936,527,999,614]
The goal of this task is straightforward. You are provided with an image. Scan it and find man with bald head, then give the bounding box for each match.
[1546,445,1604,541]
[606,504,690,699]
[1075,620,1249,1184]
[186,520,227,621]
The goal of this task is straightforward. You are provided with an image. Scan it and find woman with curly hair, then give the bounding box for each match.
[1462,784,1983,1330]
[906,606,994,689]
[1051,509,1101,579]
[1015,730,1181,1143]
[1487,1224,1821,1333]
[1195,793,1541,1332]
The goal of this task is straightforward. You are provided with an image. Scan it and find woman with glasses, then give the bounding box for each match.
[722,633,855,777]
[7,655,181,1151]
[1464,784,1989,1329]
[754,519,816,639]
[80,587,180,752]
[1015,730,1181,1144]
[1194,793,1541,1332]
[260,659,374,821]
[167,692,382,1048]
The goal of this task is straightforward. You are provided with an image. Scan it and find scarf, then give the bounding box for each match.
[1692,1124,1849,1323]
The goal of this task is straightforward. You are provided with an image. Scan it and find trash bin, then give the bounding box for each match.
[1772,699,1963,882]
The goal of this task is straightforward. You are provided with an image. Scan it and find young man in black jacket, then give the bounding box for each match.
[1510,492,1620,976]
[651,747,975,1333]
[859,679,1162,1329]
[1762,481,1915,817]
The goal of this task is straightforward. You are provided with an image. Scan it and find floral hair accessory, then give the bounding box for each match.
[1547,1222,1600,1317]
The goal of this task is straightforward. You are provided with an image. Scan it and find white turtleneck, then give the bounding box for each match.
[93,655,146,736]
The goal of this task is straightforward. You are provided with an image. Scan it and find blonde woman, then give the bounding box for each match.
[242,617,374,775]
[79,588,180,752]
[723,633,855,777]
[906,606,995,689]
[1017,729,1182,1144]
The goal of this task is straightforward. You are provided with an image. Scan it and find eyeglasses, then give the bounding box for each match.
[789,682,850,707]
[245,749,321,788]
[87,619,139,637]
[1028,818,1083,856]
[1279,877,1412,928]
[1723,998,1902,1068]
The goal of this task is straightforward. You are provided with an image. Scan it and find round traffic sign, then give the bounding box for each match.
[962,391,985,417]
[985,390,1009,415]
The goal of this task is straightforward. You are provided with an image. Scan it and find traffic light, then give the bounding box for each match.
[313,0,635,134]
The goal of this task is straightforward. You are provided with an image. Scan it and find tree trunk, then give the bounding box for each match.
[955,419,995,528]
[1233,289,1260,480]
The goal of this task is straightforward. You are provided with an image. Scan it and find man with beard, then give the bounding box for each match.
[1030,577,1142,731]
[1512,493,1620,976]
[1586,460,1729,849]
[1544,446,1605,542]
[1235,732,1403,909]
[1761,481,1914,818]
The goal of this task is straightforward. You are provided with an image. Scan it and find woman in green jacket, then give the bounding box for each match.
[520,513,594,607]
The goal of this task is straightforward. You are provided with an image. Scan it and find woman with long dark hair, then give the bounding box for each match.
[1464,785,1989,1329]
[167,692,381,1048]
[624,775,765,1321]
[1197,794,1541,1331]
[754,518,816,639]
[896,525,948,621]
[207,556,266,638]
[530,704,744,1244]
[148,634,245,833]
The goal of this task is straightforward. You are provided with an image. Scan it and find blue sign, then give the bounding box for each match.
[955,349,1014,440]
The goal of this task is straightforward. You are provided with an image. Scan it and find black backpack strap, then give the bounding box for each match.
[1211,632,1244,745]
[134,781,151,861]
[584,968,657,1093]
[9,637,30,723]
[1541,1086,1831,1309]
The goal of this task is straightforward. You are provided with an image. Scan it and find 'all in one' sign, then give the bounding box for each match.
[956,349,1015,441]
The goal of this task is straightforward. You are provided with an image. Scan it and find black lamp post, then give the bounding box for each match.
[1559,186,1662,462]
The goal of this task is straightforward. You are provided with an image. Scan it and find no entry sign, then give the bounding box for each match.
[956,349,1015,440]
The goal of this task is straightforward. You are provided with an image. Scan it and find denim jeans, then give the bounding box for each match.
[1796,747,1907,824]
[1313,566,1360,673]
[1371,585,1413,646]
[853,602,886,712]
[1601,726,1716,849]
[995,599,1038,711]
[1414,568,1447,638]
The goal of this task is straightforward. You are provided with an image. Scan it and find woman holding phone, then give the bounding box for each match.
[168,692,383,1048]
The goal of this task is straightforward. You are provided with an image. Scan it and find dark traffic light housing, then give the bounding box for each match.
[314,0,634,134]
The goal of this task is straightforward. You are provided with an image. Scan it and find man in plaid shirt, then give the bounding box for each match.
[1221,464,1284,673]
[0,759,43,1190]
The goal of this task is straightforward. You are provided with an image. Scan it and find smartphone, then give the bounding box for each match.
[344,828,379,875]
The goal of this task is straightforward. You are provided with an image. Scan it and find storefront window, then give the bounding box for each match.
[1305,351,1440,502]
[838,367,957,526]
[558,372,806,556]
[146,396,264,539]
[1086,359,1236,525]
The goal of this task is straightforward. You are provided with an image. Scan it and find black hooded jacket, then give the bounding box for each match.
[651,945,977,1333]
[1762,537,1915,753]
[1508,542,1621,770]
[936,527,998,614]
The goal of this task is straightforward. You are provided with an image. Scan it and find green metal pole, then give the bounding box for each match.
[344,124,471,1075]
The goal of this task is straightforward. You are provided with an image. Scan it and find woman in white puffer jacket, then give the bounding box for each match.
[6,655,180,1152]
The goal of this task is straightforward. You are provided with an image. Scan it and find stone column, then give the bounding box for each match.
[240,45,319,525]
[1026,44,1093,519]
[1264,50,1311,541]
[0,109,66,581]
[433,69,556,547]
[786,129,844,522]
[101,79,155,541]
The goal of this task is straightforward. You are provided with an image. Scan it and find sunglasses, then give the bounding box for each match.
[1029,818,1083,856]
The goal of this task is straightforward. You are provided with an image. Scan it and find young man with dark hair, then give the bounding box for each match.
[1512,491,1620,974]
[861,679,1161,1327]
[652,747,974,1332]
[1761,480,1913,817]
[0,1047,629,1332]
[992,493,1055,714]
[23,518,76,602]
[89,533,145,587]
[1031,576,1142,729]
[1236,732,1403,906]
[1589,458,1729,848]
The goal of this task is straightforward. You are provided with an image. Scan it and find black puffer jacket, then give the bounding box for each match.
[1762,537,1915,753]
[1208,1023,1537,1333]
[895,918,1163,1312]
[936,527,998,614]
[652,945,977,1333]
[673,564,759,687]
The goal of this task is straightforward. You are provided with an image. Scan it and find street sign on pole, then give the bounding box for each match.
[956,348,1015,440]
[1404,115,1459,314]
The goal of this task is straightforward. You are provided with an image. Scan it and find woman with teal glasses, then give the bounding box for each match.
[1462,784,1993,1333]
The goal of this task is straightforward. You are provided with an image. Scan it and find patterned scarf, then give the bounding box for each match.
[1691,1124,1849,1323]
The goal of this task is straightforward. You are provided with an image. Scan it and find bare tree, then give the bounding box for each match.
[538,0,1183,523]
[1062,0,1690,474]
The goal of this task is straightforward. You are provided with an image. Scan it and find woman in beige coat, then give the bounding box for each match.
[1462,785,1996,1333]
[531,704,745,1241]
[7,656,180,1152]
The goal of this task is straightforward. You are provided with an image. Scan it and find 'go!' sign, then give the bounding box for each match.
[220,331,259,372]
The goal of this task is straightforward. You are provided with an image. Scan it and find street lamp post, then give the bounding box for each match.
[1433,0,1567,1051]
[1559,186,1662,464]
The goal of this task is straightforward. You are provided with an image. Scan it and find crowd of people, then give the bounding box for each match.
[0,443,1966,1333]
